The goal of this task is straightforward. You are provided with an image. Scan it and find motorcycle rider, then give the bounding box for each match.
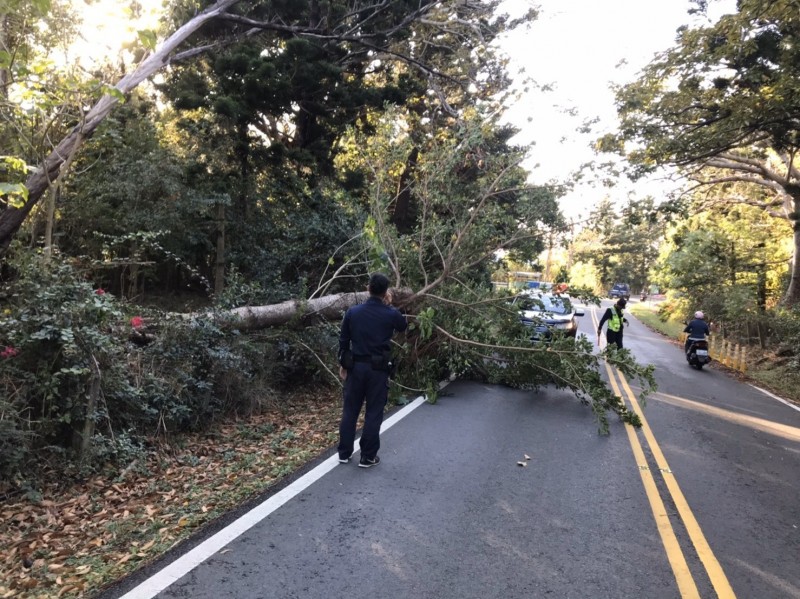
[684,311,710,354]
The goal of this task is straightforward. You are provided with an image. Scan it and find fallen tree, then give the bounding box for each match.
[166,288,416,332]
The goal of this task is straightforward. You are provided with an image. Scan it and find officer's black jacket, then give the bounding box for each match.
[339,296,407,358]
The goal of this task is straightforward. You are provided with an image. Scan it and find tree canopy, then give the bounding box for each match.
[599,0,800,305]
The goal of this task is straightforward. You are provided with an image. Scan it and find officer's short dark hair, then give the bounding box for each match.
[616,298,627,309]
[368,273,390,296]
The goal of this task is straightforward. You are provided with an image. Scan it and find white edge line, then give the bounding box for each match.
[748,384,800,413]
[118,389,438,599]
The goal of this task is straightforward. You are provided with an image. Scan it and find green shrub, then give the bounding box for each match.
[0,248,126,475]
[0,247,339,486]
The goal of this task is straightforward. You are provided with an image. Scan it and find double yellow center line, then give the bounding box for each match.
[593,308,736,599]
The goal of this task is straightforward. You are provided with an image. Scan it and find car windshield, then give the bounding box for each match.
[516,295,570,315]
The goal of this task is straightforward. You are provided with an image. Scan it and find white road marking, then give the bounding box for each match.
[749,384,800,413]
[117,392,433,599]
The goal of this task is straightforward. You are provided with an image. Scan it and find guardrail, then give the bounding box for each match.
[680,333,746,372]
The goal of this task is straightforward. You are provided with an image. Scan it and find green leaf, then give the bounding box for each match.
[0,182,29,208]
[138,29,158,51]
[1,155,29,173]
[102,85,127,103]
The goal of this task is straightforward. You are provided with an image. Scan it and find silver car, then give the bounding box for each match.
[514,292,585,341]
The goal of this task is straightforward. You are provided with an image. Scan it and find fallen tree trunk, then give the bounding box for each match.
[218,290,370,329]
[135,289,416,339]
[219,288,416,329]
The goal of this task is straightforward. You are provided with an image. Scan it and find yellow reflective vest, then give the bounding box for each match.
[608,309,623,332]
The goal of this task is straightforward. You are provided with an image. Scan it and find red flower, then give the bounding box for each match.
[95,288,106,295]
[1,346,18,358]
[130,316,144,329]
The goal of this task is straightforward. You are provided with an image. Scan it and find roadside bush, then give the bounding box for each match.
[0,248,127,477]
[0,248,339,487]
[768,306,800,359]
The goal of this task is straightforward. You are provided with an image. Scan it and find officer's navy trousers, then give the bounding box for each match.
[338,362,389,460]
[606,330,623,349]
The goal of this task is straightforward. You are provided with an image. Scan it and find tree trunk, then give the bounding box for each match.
[785,224,800,306]
[236,121,250,220]
[218,291,370,329]
[0,13,8,103]
[214,202,226,295]
[43,186,58,261]
[783,195,800,307]
[196,288,413,331]
[73,355,101,459]
[391,147,419,234]
[756,270,767,312]
[543,232,553,281]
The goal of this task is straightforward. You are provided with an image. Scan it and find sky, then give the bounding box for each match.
[70,0,163,64]
[497,0,737,221]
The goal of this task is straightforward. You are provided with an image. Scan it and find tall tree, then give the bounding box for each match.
[0,0,83,244]
[599,0,800,305]
[654,201,791,337]
[572,197,666,292]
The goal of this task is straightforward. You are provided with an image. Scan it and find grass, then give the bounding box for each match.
[746,361,800,402]
[629,302,685,339]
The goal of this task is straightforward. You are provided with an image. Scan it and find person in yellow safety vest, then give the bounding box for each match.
[597,298,629,349]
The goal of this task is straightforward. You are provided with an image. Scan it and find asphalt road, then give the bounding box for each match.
[104,299,800,599]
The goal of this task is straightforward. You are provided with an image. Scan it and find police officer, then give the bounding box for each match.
[337,273,407,468]
[597,298,629,349]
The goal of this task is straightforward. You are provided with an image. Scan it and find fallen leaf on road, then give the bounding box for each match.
[524,454,531,460]
[517,461,527,467]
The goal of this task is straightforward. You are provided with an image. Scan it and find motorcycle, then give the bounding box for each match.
[686,338,711,370]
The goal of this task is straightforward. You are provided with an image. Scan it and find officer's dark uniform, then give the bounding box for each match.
[338,296,407,463]
[597,304,628,349]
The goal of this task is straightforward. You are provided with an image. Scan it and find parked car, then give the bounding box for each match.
[609,283,631,300]
[513,292,585,342]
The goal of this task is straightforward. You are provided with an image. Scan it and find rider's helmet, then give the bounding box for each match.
[694,311,705,319]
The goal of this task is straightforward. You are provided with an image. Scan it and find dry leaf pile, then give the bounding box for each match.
[0,389,343,599]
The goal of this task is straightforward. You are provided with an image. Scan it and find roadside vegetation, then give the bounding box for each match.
[628,302,685,340]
